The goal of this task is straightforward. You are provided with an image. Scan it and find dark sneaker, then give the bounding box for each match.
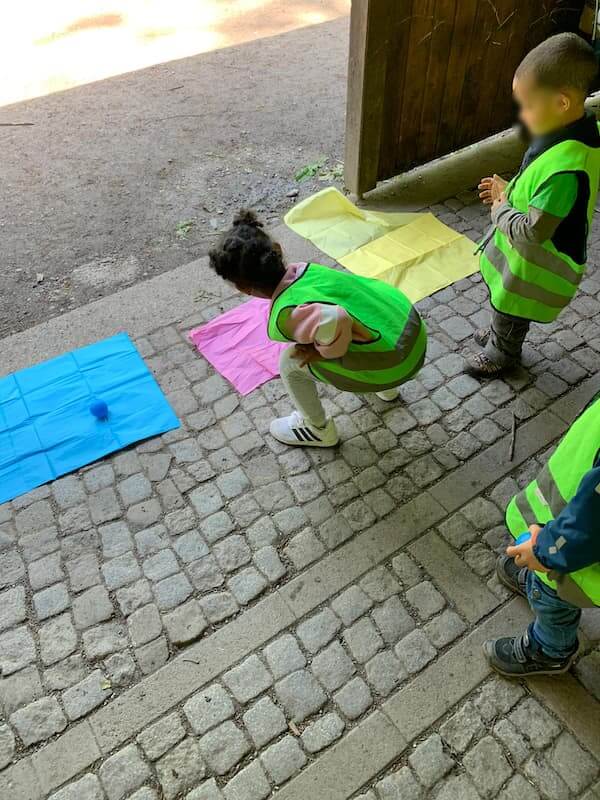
[464,352,510,377]
[474,328,490,347]
[496,555,527,598]
[483,628,578,677]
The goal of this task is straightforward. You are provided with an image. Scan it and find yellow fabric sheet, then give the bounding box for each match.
[284,187,480,303]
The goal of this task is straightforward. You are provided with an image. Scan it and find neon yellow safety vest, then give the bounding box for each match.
[268,263,427,392]
[481,129,600,323]
[506,396,600,607]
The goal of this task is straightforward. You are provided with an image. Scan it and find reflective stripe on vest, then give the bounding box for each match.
[268,263,427,392]
[481,131,600,323]
[506,396,600,607]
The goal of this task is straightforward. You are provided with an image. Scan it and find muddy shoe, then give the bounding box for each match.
[496,555,527,598]
[483,628,578,678]
[464,352,509,377]
[474,328,490,347]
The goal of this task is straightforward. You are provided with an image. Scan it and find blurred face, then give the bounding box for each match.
[513,74,576,137]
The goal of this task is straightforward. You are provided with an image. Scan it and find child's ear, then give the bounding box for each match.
[273,243,283,256]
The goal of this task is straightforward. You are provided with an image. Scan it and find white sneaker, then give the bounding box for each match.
[269,411,339,447]
[376,388,400,402]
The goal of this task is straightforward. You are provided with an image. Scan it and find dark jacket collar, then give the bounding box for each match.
[521,111,600,170]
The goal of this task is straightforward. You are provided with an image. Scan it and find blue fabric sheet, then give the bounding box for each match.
[0,333,180,504]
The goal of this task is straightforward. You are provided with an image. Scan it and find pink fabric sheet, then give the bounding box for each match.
[189,298,287,395]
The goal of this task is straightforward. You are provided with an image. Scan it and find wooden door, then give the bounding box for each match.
[345,0,585,195]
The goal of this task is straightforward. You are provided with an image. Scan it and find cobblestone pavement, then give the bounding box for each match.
[1,189,599,799]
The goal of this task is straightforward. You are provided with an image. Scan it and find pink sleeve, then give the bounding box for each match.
[284,304,353,359]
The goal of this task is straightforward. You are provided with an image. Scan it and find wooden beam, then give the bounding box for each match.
[344,0,397,195]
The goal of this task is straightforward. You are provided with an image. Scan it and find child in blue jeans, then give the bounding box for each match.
[484,396,600,675]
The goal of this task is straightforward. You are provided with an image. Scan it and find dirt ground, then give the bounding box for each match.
[0,11,349,338]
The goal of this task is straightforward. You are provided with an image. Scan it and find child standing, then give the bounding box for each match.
[209,210,427,447]
[484,394,600,676]
[467,33,600,376]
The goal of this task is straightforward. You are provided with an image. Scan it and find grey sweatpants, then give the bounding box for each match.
[484,310,531,366]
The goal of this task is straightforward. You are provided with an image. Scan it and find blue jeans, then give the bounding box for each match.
[527,571,581,659]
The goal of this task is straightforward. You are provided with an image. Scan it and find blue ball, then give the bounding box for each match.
[90,400,109,421]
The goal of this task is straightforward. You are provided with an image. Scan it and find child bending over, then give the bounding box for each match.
[209,210,427,448]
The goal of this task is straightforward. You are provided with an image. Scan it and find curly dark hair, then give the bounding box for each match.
[208,209,286,295]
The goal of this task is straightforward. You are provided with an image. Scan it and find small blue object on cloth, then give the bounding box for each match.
[0,333,180,504]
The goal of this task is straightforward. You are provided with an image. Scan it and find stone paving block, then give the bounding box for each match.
[199,721,251,776]
[105,652,136,688]
[47,774,105,800]
[0,585,26,631]
[127,604,162,647]
[15,500,54,533]
[73,585,114,630]
[10,696,67,746]
[331,586,373,626]
[464,735,513,798]
[137,712,186,761]
[297,608,341,654]
[440,700,485,755]
[319,514,354,549]
[153,573,193,611]
[261,735,307,785]
[424,609,467,649]
[365,650,404,697]
[40,613,78,666]
[243,696,287,748]
[311,640,356,692]
[33,582,71,620]
[263,634,306,679]
[390,554,422,588]
[283,528,325,570]
[62,669,111,720]
[224,654,272,703]
[275,669,327,722]
[301,712,345,754]
[184,683,235,735]
[0,664,43,716]
[360,567,400,602]
[83,463,116,492]
[492,718,530,765]
[343,617,384,664]
[435,775,481,800]
[164,600,207,645]
[214,536,252,573]
[550,731,599,793]
[223,760,270,800]
[116,579,153,617]
[334,677,373,720]
[89,488,121,525]
[475,678,524,723]
[0,722,15,769]
[136,635,169,674]
[156,737,206,799]
[82,621,127,660]
[127,499,162,530]
[375,766,422,800]
[102,552,142,590]
[523,753,570,800]
[142,549,179,581]
[99,522,134,559]
[254,546,286,584]
[45,654,88,692]
[199,591,238,623]
[173,530,209,564]
[405,581,445,620]
[99,744,151,800]
[497,774,541,800]
[0,625,36,675]
[409,733,454,788]
[394,629,437,674]
[28,553,64,591]
[66,554,101,592]
[188,779,225,800]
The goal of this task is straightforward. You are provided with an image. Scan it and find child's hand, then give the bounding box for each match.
[292,344,322,368]
[506,524,549,573]
[479,174,508,205]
